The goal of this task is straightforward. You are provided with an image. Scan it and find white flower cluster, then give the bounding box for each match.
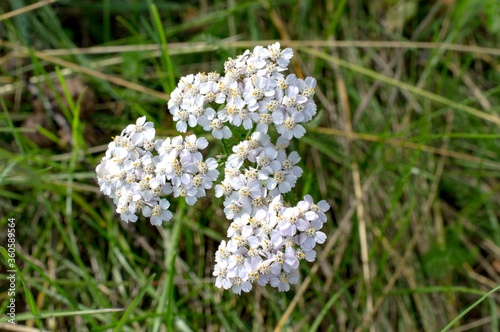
[167,42,317,140]
[213,194,330,294]
[211,131,330,294]
[98,44,329,295]
[96,116,219,225]
[214,132,301,217]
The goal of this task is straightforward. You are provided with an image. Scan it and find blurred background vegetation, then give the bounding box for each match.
[1,0,500,331]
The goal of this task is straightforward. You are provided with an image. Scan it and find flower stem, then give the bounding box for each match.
[221,138,230,155]
[244,126,255,141]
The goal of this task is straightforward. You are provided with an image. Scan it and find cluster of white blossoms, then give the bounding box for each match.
[96,116,219,225]
[214,132,302,217]
[214,195,330,293]
[212,131,330,294]
[167,42,317,140]
[98,44,330,295]
[197,44,330,294]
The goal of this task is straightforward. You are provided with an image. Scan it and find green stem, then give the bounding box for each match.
[243,125,255,141]
[151,202,184,332]
[221,138,230,155]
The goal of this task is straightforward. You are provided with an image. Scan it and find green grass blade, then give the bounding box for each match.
[440,284,500,332]
[152,206,184,332]
[0,247,42,329]
[309,279,356,332]
[150,3,175,93]
[166,252,177,332]
[0,95,25,155]
[35,125,63,146]
[55,66,76,113]
[113,273,156,332]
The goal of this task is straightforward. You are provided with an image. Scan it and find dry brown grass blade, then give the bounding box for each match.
[0,323,50,332]
[360,113,455,331]
[272,40,500,56]
[301,47,500,126]
[334,53,374,323]
[355,113,456,331]
[0,40,169,101]
[312,127,500,168]
[355,216,424,332]
[0,0,57,22]
[352,162,373,317]
[43,43,220,56]
[41,40,500,57]
[448,316,496,332]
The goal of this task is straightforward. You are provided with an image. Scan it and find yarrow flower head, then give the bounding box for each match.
[96,116,219,225]
[204,45,330,294]
[99,44,330,295]
[213,189,330,294]
[168,42,317,141]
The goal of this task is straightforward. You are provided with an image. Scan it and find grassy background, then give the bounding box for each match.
[1,0,500,331]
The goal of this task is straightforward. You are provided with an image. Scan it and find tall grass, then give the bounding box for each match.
[0,0,500,331]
